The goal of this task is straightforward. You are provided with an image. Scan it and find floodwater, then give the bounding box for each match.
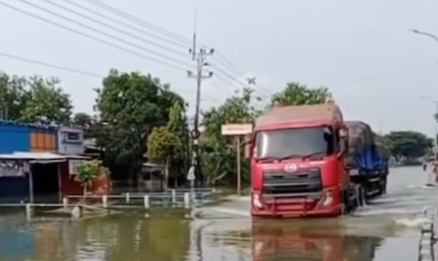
[0,166,436,261]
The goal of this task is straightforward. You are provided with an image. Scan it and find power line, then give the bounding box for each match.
[40,0,239,96]
[0,51,224,103]
[61,0,191,49]
[84,0,201,47]
[215,53,247,76]
[81,0,257,92]
[10,0,194,70]
[0,52,104,78]
[43,0,190,57]
[16,0,252,95]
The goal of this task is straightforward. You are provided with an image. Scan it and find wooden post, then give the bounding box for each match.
[236,136,241,196]
[125,192,130,203]
[172,189,176,204]
[102,195,108,208]
[143,195,150,209]
[28,170,34,203]
[25,203,33,221]
[57,163,62,203]
[184,192,190,209]
[62,197,68,208]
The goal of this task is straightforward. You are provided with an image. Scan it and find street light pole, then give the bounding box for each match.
[411,29,438,161]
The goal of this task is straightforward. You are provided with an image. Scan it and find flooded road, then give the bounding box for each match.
[0,166,436,261]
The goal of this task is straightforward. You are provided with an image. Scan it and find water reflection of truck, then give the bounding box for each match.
[249,101,389,217]
[252,221,383,261]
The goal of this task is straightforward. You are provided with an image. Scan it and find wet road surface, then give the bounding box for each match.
[0,166,436,261]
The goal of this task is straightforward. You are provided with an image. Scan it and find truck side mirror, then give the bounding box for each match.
[337,127,349,158]
[337,137,349,159]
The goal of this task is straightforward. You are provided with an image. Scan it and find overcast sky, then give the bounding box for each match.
[0,0,437,135]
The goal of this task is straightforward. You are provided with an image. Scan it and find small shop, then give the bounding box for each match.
[0,152,88,203]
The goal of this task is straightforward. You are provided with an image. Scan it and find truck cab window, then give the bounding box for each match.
[255,126,335,159]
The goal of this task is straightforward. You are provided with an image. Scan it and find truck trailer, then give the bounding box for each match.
[249,101,389,217]
[344,121,389,200]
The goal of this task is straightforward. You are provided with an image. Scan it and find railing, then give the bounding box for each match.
[0,188,221,221]
[419,207,437,261]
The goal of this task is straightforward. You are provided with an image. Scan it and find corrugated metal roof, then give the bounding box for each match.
[0,120,58,130]
[0,152,88,160]
[255,103,343,129]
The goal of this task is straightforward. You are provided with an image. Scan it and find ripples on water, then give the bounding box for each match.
[0,166,435,261]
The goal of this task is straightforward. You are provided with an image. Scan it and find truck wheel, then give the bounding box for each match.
[357,186,365,207]
[341,190,349,215]
[381,177,387,194]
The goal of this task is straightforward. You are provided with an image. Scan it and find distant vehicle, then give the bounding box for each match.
[248,101,389,217]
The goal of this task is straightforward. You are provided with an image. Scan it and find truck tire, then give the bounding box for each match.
[341,189,350,215]
[381,176,387,195]
[357,185,365,207]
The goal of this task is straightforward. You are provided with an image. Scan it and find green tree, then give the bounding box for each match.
[72,112,95,138]
[0,72,28,120]
[271,82,331,106]
[72,112,93,128]
[200,88,261,185]
[147,100,190,188]
[20,76,73,124]
[94,69,183,183]
[0,73,73,124]
[147,126,178,189]
[384,131,431,160]
[75,160,101,198]
[166,100,190,185]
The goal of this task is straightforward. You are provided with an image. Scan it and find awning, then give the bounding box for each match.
[0,152,89,164]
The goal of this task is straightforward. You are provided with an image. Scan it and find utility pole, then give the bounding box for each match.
[187,47,214,186]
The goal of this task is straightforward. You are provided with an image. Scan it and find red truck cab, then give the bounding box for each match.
[250,102,349,217]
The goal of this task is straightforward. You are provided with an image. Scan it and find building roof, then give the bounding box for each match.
[0,120,58,130]
[0,152,88,163]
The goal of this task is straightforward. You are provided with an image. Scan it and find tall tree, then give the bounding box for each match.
[147,100,189,188]
[94,69,183,183]
[271,82,331,106]
[200,88,261,185]
[72,112,95,138]
[20,76,73,124]
[0,72,28,120]
[384,131,431,160]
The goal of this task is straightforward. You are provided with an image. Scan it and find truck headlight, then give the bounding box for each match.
[253,193,263,209]
[322,190,333,206]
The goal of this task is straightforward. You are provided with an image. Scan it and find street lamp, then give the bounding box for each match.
[410,29,438,43]
[411,28,438,161]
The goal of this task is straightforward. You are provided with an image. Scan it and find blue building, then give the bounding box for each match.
[0,121,58,201]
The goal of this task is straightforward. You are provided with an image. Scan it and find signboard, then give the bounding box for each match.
[69,160,83,175]
[0,161,28,177]
[221,124,253,136]
[187,166,195,181]
[57,127,85,155]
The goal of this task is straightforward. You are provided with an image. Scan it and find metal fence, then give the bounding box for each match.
[419,207,437,261]
[64,187,221,209]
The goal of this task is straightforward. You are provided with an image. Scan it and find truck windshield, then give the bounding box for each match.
[255,126,335,159]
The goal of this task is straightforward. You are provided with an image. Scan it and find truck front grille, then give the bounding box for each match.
[263,168,322,196]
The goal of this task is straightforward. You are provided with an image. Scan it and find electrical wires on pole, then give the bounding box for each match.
[187,47,214,185]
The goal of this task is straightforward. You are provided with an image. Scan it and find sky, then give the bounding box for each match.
[0,0,438,136]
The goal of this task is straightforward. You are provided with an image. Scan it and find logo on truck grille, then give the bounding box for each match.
[284,163,298,172]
